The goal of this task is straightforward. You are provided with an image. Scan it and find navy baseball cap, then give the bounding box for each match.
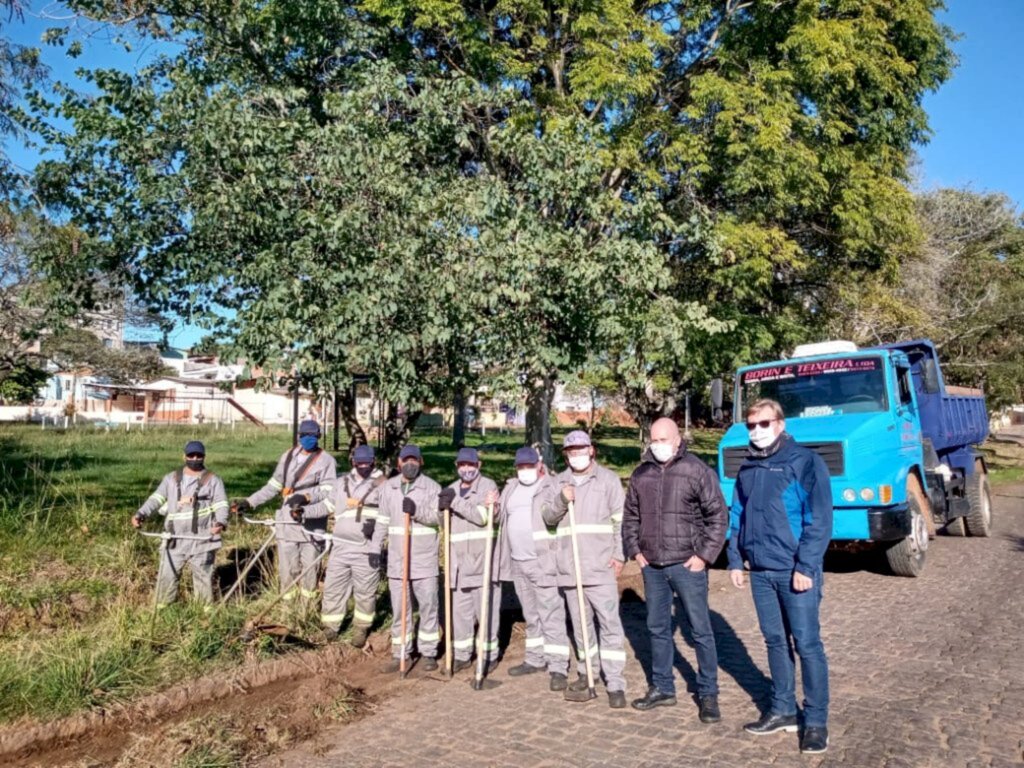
[455,447,480,464]
[352,444,375,463]
[298,419,321,436]
[398,444,422,461]
[184,440,206,456]
[514,446,540,465]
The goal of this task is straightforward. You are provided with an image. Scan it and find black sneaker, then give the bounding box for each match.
[549,672,568,692]
[743,712,799,735]
[452,658,474,673]
[420,656,439,672]
[698,695,721,724]
[800,726,829,754]
[608,690,627,709]
[631,687,677,711]
[508,662,545,677]
[567,675,590,693]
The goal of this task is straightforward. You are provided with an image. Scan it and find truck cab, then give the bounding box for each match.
[718,339,991,576]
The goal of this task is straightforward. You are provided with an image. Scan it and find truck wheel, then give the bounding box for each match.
[885,491,929,577]
[964,460,992,537]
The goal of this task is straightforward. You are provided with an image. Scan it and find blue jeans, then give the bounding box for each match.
[750,569,829,727]
[642,563,719,697]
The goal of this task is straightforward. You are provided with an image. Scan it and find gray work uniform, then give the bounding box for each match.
[497,474,570,674]
[304,469,387,631]
[247,448,337,600]
[136,470,229,606]
[543,463,627,693]
[379,473,442,659]
[446,475,504,663]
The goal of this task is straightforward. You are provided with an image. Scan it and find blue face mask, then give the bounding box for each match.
[299,435,319,452]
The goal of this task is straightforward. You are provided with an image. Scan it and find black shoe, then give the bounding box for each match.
[549,673,568,692]
[631,687,677,711]
[608,690,627,709]
[421,656,438,672]
[567,675,589,693]
[452,658,473,673]
[800,726,829,754]
[698,695,721,724]
[508,662,545,677]
[744,712,799,735]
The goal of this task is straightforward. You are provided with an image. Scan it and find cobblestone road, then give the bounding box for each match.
[265,485,1024,768]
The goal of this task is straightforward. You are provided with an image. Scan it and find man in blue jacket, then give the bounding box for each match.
[727,398,832,755]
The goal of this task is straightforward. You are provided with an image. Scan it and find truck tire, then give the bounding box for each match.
[964,459,992,537]
[885,485,929,577]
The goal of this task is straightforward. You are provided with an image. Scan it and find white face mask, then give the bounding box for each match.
[517,468,539,486]
[749,426,778,450]
[650,443,675,463]
[567,453,592,472]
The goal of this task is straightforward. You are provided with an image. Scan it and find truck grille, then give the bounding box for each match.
[722,442,845,479]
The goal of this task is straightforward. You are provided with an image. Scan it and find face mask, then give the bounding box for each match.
[650,443,675,463]
[299,435,319,452]
[517,468,539,486]
[355,465,373,479]
[400,462,420,480]
[568,454,591,472]
[458,466,479,483]
[749,427,777,450]
[185,459,205,472]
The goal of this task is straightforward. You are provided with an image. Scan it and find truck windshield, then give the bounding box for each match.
[739,356,888,419]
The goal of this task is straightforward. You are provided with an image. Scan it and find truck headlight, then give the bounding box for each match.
[842,489,856,502]
[860,487,875,501]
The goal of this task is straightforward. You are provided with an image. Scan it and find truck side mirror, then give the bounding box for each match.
[921,359,940,394]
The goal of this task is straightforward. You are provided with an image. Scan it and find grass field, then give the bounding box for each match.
[0,422,719,724]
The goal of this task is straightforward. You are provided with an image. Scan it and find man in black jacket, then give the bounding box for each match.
[622,417,728,722]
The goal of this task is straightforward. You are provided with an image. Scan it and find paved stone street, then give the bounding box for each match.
[265,485,1024,768]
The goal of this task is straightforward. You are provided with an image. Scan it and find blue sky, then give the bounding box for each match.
[4,0,1023,347]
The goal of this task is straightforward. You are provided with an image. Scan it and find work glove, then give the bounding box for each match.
[437,487,456,511]
[368,552,381,570]
[285,494,308,508]
[232,499,252,516]
[289,506,304,523]
[361,519,376,540]
[402,497,416,516]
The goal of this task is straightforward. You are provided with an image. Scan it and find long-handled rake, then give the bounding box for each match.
[471,502,500,691]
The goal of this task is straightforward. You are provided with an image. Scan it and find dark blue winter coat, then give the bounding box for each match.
[726,435,833,576]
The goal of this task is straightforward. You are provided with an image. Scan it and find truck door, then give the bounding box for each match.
[895,363,921,460]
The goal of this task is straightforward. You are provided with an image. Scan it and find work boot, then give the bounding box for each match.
[381,658,402,674]
[698,695,721,724]
[564,685,597,703]
[350,625,369,649]
[608,691,627,709]
[567,675,590,693]
[631,687,677,711]
[420,656,439,672]
[323,626,339,643]
[800,727,829,754]
[549,673,568,692]
[508,662,545,677]
[452,658,474,673]
[743,712,799,735]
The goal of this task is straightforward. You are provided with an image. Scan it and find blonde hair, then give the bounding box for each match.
[746,398,784,420]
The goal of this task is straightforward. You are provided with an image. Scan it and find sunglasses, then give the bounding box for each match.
[745,419,777,430]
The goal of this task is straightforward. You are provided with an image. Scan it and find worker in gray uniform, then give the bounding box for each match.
[498,446,572,690]
[439,447,503,673]
[542,430,628,709]
[132,440,229,606]
[302,443,386,646]
[234,420,337,603]
[378,444,442,673]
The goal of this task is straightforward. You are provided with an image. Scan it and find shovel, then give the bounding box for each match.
[472,502,500,691]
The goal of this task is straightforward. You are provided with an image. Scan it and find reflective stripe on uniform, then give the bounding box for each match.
[388,526,438,537]
[353,609,375,624]
[149,493,167,504]
[525,636,545,648]
[452,637,475,650]
[576,645,599,661]
[392,632,415,644]
[321,612,346,624]
[610,512,623,524]
[599,648,627,662]
[545,644,571,656]
[480,639,498,652]
[282,587,299,601]
[269,478,284,490]
[324,499,337,513]
[318,484,332,493]
[300,588,319,599]
[338,508,379,520]
[418,629,440,642]
[532,529,558,541]
[450,529,499,543]
[555,524,613,537]
[166,506,217,521]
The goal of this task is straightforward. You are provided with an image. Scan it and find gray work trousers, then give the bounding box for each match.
[321,553,380,630]
[388,576,440,659]
[511,558,571,674]
[277,538,324,601]
[156,546,216,606]
[451,583,502,662]
[561,581,627,693]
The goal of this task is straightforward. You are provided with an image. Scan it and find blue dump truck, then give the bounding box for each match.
[718,339,991,576]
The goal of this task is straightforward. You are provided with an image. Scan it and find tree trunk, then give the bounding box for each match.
[525,373,556,467]
[337,384,368,452]
[623,386,677,447]
[452,385,466,448]
[382,402,422,468]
